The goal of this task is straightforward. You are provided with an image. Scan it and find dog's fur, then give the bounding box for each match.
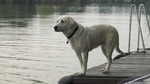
[54,16,124,75]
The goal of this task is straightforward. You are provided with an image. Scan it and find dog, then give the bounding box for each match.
[54,16,124,75]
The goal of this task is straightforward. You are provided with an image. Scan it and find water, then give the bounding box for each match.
[0,3,150,84]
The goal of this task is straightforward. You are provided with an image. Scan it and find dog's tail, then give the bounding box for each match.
[115,34,124,54]
[113,34,129,61]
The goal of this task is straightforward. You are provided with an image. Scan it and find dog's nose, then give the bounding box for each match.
[54,26,58,31]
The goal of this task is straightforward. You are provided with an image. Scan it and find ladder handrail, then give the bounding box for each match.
[128,4,150,53]
[137,4,150,52]
[139,4,150,33]
[137,4,146,53]
[128,4,136,53]
[124,74,150,84]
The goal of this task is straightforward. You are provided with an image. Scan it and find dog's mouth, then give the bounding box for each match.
[54,29,63,32]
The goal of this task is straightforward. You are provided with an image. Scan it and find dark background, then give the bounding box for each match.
[0,0,149,4]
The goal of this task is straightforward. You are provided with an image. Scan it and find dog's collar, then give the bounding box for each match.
[67,26,78,39]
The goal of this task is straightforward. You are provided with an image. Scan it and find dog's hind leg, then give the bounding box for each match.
[101,45,109,73]
[101,33,116,74]
[102,45,114,74]
[101,45,107,56]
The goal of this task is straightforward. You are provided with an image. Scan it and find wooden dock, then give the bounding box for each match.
[71,49,150,84]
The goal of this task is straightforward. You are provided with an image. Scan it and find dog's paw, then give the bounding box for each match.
[102,70,109,74]
[101,68,105,72]
[77,72,85,76]
[101,68,109,74]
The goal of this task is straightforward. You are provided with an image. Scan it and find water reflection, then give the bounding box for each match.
[0,20,28,27]
[0,4,36,18]
[0,4,132,28]
[0,4,134,18]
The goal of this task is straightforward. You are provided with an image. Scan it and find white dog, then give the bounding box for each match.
[54,16,124,75]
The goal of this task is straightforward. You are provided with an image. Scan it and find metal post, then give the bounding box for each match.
[128,4,136,53]
[137,4,148,53]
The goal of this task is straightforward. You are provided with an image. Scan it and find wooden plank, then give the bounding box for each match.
[85,51,150,77]
[72,76,127,84]
[72,50,150,84]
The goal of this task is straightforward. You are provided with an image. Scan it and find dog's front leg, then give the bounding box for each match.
[82,52,88,75]
[75,52,84,75]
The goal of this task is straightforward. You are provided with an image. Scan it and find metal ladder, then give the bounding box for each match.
[128,4,150,53]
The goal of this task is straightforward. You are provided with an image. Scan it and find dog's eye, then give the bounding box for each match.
[61,20,65,23]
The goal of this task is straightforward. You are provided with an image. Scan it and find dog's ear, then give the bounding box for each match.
[67,17,74,27]
[56,16,63,23]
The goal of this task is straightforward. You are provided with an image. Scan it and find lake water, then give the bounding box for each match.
[0,3,150,84]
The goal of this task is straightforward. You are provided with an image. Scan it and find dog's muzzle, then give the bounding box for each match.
[54,26,62,32]
[54,26,58,31]
[54,26,63,32]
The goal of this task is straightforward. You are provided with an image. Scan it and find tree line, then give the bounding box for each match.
[0,0,149,4]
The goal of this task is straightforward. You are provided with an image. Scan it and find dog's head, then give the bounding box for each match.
[54,16,75,32]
